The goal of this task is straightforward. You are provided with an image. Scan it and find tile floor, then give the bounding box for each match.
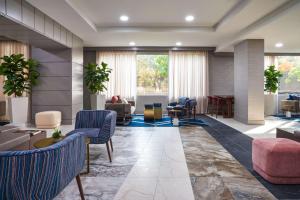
[17,115,299,200]
[180,126,275,200]
[207,115,300,138]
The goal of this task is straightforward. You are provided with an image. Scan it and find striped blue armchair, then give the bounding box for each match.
[70,110,117,163]
[0,133,86,200]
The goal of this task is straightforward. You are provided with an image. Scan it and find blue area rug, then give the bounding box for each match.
[128,114,208,127]
[273,114,300,122]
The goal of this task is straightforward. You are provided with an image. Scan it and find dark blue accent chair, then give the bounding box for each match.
[69,110,117,162]
[0,133,86,200]
[167,97,197,118]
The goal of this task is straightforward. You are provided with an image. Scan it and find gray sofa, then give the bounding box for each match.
[105,100,135,125]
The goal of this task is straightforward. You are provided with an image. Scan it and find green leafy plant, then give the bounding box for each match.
[264,65,283,93]
[0,54,40,97]
[84,62,111,94]
[52,128,62,139]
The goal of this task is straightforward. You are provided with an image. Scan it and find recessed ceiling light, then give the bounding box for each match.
[275,42,283,48]
[120,15,129,22]
[185,15,194,22]
[176,42,182,46]
[129,41,135,46]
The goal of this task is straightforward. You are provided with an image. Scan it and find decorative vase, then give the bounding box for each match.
[90,93,106,110]
[7,96,29,124]
[264,93,277,116]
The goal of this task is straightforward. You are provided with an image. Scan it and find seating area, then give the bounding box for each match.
[1,1,300,200]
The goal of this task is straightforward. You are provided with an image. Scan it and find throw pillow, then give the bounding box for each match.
[122,98,129,104]
[111,96,118,103]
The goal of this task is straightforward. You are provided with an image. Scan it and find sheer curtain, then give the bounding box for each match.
[0,41,29,120]
[97,51,137,99]
[265,55,278,69]
[169,51,209,113]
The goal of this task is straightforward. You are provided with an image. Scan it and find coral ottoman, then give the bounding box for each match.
[35,111,61,129]
[252,138,300,184]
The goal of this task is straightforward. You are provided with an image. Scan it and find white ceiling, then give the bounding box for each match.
[26,0,300,53]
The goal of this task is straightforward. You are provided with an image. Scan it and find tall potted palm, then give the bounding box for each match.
[264,65,283,116]
[0,54,39,123]
[85,62,111,110]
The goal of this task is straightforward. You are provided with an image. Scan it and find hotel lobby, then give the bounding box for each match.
[1,0,300,199]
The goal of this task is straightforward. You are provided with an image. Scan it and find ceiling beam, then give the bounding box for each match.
[216,0,300,52]
[213,0,250,31]
[97,26,214,33]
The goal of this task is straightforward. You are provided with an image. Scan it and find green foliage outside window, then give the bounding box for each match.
[137,55,168,95]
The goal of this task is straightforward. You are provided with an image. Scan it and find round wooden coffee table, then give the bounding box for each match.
[34,137,66,148]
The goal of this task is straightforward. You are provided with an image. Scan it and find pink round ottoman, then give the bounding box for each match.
[252,138,300,184]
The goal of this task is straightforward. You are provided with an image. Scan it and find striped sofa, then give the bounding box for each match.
[69,110,117,163]
[0,133,86,200]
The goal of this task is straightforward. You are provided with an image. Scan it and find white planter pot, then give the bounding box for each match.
[90,94,106,110]
[7,96,29,124]
[264,94,277,116]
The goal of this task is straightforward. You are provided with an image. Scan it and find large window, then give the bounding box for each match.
[137,54,168,95]
[277,56,300,93]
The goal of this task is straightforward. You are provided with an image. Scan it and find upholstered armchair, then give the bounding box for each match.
[70,110,117,163]
[0,133,86,200]
[105,100,135,125]
[167,97,197,119]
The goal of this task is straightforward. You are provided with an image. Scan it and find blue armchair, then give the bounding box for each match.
[0,133,86,200]
[70,110,117,163]
[167,97,197,119]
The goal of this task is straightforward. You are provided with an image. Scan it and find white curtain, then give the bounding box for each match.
[0,41,29,120]
[169,51,209,113]
[265,55,278,69]
[97,51,137,99]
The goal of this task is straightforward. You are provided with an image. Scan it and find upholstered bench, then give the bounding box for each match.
[252,138,300,184]
[35,111,61,129]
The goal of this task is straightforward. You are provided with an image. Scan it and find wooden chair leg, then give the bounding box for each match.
[86,143,90,173]
[110,138,113,152]
[106,142,112,162]
[76,175,85,200]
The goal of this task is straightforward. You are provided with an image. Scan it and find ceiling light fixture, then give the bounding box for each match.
[275,42,283,48]
[185,15,194,22]
[129,41,136,46]
[176,42,182,46]
[120,15,129,22]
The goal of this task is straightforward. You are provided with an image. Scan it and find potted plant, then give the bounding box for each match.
[52,128,63,143]
[0,54,39,123]
[84,62,111,110]
[264,65,283,116]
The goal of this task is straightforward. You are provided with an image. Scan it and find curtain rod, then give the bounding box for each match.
[84,46,216,52]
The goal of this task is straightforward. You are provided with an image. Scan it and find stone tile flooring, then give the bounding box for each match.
[179,126,276,200]
[55,127,194,200]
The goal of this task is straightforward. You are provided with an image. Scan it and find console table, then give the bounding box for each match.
[0,126,46,151]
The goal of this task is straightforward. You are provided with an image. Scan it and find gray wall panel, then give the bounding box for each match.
[53,21,60,41]
[66,30,72,47]
[34,9,44,34]
[44,15,54,38]
[32,47,71,62]
[32,91,72,106]
[38,62,72,77]
[6,0,21,21]
[0,0,6,14]
[60,26,67,45]
[33,77,72,91]
[209,53,234,95]
[22,1,34,28]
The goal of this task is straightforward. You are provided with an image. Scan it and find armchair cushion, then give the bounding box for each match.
[178,97,189,105]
